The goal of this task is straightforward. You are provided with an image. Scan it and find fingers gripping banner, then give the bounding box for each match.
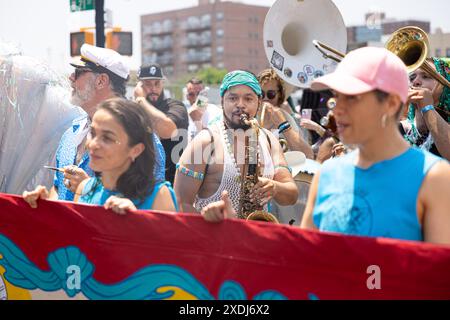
[0,193,449,300]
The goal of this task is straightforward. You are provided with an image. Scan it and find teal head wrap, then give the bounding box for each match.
[220,70,262,97]
[432,57,450,122]
[405,57,450,150]
[407,57,450,124]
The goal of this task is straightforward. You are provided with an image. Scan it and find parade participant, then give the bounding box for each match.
[23,98,178,214]
[300,47,450,245]
[174,70,298,221]
[135,64,189,184]
[402,57,450,160]
[257,68,314,159]
[53,44,165,201]
[183,78,221,142]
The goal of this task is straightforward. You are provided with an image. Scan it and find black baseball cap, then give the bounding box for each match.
[138,64,165,80]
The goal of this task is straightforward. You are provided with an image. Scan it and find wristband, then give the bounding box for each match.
[278,123,291,134]
[420,105,434,115]
[277,121,289,130]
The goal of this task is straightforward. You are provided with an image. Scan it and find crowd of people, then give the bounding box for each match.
[21,42,450,245]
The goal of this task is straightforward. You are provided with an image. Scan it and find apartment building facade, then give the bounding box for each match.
[141,0,270,79]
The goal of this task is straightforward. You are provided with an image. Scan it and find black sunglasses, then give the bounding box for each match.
[74,67,94,80]
[261,90,278,100]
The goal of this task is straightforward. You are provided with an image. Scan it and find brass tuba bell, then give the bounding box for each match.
[313,26,450,89]
[385,26,450,88]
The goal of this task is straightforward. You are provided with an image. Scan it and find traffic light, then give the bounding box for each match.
[106,31,133,56]
[70,31,94,57]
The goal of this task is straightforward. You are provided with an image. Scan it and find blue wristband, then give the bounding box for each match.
[421,105,435,115]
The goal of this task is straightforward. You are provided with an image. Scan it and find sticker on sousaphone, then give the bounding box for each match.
[304,65,315,77]
[297,72,308,84]
[314,70,325,79]
[271,51,284,71]
[284,68,293,78]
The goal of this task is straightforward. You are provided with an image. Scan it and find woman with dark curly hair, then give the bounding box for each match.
[24,98,178,214]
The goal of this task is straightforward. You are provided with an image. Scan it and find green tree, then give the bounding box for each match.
[196,67,228,85]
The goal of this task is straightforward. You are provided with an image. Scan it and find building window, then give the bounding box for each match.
[446,48,450,57]
[216,29,224,38]
[188,64,199,72]
[435,48,442,57]
[217,46,224,54]
[217,62,225,69]
[216,12,224,20]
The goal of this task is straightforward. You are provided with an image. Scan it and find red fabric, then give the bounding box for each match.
[1,193,449,300]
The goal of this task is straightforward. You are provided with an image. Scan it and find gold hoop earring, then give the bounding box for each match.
[381,114,387,129]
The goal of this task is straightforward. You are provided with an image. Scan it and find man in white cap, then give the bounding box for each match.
[47,44,165,201]
[134,63,189,184]
[300,47,450,245]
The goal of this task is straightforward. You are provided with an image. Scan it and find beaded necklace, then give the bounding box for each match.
[221,121,242,184]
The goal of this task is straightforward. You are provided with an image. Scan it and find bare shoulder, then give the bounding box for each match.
[424,161,450,183]
[157,184,172,198]
[421,161,450,197]
[154,184,176,212]
[190,128,218,149]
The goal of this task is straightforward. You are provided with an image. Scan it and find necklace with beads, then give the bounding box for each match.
[221,121,242,183]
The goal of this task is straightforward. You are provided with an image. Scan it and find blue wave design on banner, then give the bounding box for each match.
[0,234,288,300]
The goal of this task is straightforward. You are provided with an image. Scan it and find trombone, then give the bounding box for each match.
[314,26,450,89]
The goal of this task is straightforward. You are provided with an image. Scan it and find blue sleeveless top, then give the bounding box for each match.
[79,177,178,211]
[313,148,442,241]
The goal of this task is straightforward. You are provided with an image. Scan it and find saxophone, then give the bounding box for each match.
[238,114,279,224]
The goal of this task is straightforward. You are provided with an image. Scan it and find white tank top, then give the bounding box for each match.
[194,122,274,213]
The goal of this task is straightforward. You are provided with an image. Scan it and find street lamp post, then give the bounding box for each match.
[95,0,105,47]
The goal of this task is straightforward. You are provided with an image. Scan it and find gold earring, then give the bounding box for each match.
[381,114,387,128]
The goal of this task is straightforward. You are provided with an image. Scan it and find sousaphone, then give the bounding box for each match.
[263,0,348,88]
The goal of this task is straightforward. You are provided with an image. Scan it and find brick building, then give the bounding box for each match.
[141,0,270,79]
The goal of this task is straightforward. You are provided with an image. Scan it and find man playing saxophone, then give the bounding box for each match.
[174,70,298,222]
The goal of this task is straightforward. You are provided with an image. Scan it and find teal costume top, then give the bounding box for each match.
[313,148,442,241]
[79,177,178,211]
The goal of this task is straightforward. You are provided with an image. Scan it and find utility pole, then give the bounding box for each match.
[95,0,105,47]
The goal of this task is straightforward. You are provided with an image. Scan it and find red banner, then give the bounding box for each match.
[0,193,449,300]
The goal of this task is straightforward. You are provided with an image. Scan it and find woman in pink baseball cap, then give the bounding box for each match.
[300,47,450,245]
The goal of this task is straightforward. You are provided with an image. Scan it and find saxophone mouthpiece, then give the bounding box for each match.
[240,114,251,126]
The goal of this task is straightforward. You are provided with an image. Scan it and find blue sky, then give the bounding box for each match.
[0,0,448,73]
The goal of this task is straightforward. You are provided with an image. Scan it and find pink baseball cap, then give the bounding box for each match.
[311,47,409,103]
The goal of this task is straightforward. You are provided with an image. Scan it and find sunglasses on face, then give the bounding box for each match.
[74,68,94,80]
[261,90,278,100]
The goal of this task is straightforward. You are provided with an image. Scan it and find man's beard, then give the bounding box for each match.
[223,111,251,130]
[71,82,96,109]
[147,91,165,106]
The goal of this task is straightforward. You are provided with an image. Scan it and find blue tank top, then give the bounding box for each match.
[313,148,442,241]
[79,177,179,212]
